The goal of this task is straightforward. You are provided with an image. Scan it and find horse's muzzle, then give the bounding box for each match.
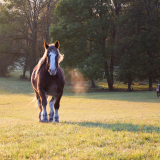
[49,69,57,76]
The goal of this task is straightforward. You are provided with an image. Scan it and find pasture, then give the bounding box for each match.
[0,71,160,159]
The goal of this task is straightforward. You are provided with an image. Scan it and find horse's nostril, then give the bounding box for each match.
[49,69,57,75]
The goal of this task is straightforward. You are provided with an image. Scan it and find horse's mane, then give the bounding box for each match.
[35,47,64,78]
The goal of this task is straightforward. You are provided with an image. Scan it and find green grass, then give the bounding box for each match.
[0,70,160,159]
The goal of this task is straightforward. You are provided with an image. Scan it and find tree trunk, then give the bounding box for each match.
[104,59,113,91]
[110,45,114,87]
[110,17,116,87]
[149,76,153,91]
[104,61,113,91]
[128,80,131,91]
[102,35,113,91]
[30,39,37,78]
[46,0,52,42]
[22,53,28,78]
[22,60,27,78]
[30,19,37,78]
[108,79,113,91]
[91,79,96,88]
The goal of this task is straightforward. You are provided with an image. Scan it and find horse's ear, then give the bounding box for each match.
[55,40,60,49]
[44,42,49,50]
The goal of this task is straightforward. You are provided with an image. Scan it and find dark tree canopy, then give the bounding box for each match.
[0,0,160,91]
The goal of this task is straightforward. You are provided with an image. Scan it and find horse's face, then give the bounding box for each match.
[47,49,58,76]
[44,41,60,76]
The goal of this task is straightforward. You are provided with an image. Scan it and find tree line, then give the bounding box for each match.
[0,0,56,77]
[0,0,160,91]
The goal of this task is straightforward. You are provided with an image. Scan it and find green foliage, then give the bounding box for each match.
[116,0,160,90]
[50,0,160,91]
[50,0,113,84]
[0,0,57,77]
[1,0,160,88]
[0,1,31,76]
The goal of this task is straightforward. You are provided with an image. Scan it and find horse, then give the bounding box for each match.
[31,41,65,122]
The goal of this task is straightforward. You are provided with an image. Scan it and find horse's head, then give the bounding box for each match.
[44,41,61,76]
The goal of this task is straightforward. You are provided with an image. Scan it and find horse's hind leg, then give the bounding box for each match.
[38,98,42,122]
[49,97,54,122]
[35,90,42,122]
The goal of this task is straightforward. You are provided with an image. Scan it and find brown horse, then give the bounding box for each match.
[31,41,65,122]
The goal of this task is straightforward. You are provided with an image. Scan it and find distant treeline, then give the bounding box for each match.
[0,0,160,91]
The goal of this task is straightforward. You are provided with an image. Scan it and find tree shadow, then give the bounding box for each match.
[63,121,160,133]
[63,91,159,103]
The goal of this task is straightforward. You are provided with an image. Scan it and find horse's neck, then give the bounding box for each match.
[40,59,48,72]
[44,59,49,71]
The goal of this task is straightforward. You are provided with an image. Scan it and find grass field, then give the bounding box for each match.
[0,71,160,159]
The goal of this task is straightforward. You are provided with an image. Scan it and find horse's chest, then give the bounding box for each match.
[46,84,58,96]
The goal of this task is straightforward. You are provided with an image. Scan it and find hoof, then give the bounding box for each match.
[42,114,48,122]
[41,120,48,123]
[39,113,41,122]
[49,112,54,122]
[54,117,59,123]
[49,118,53,122]
[39,116,42,122]
[41,119,48,123]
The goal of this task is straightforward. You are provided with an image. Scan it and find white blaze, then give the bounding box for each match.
[49,51,57,75]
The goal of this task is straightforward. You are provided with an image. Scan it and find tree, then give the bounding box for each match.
[0,3,22,76]
[116,0,160,91]
[50,0,125,90]
[0,0,57,77]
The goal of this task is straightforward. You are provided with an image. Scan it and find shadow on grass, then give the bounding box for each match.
[63,122,160,133]
[0,77,33,95]
[0,76,159,103]
[63,91,159,103]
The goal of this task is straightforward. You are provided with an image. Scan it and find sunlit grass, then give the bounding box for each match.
[0,70,160,159]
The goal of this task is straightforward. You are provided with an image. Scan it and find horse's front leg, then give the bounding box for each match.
[49,97,55,122]
[54,93,62,123]
[39,88,48,122]
[54,108,59,123]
